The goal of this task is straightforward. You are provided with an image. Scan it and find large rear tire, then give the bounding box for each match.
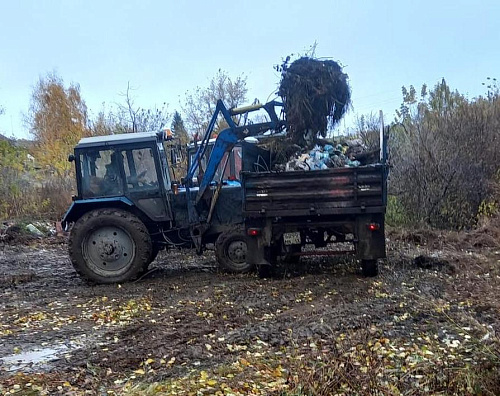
[215,227,253,273]
[69,209,152,284]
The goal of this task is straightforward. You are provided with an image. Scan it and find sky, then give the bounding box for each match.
[1,0,499,139]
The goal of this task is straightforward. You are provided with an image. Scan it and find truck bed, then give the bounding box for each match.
[242,165,386,217]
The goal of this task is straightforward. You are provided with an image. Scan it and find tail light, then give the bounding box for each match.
[247,228,261,236]
[367,223,380,231]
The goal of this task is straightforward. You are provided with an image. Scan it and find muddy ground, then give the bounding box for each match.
[0,228,499,395]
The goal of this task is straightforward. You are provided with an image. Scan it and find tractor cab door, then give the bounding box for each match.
[121,145,173,222]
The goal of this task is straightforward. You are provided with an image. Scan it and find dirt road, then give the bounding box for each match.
[0,230,499,395]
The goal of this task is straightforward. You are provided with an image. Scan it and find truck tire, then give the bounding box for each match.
[215,227,253,273]
[69,209,152,284]
[361,259,378,277]
[283,244,301,264]
[258,265,274,279]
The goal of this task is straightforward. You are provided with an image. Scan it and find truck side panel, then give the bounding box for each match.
[242,165,385,217]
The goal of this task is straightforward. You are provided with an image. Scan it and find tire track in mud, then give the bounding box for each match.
[1,238,499,394]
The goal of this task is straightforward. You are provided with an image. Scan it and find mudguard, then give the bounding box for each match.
[61,197,134,230]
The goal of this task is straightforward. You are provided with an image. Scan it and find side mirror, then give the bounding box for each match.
[68,154,75,162]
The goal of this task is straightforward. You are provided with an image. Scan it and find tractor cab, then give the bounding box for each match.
[69,131,174,223]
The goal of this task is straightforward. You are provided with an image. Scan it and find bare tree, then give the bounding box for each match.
[119,83,170,133]
[90,83,171,135]
[354,112,381,150]
[90,107,117,136]
[182,69,248,136]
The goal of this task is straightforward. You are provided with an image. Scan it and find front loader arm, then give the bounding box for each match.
[196,117,282,203]
[186,100,283,186]
[186,100,285,242]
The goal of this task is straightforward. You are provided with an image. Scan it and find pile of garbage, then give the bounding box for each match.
[275,139,376,172]
[1,221,64,244]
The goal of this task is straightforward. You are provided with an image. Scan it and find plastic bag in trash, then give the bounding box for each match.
[279,140,363,171]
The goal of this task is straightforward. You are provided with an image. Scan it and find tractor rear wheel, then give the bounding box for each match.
[215,227,253,273]
[69,209,152,284]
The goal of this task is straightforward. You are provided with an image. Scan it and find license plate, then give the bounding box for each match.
[284,232,301,245]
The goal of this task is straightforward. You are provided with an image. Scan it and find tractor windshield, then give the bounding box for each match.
[79,146,160,198]
[79,149,124,198]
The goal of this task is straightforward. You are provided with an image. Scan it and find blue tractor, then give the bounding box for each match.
[63,101,285,283]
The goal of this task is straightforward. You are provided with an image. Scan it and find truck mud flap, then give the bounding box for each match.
[246,235,270,266]
[355,214,386,260]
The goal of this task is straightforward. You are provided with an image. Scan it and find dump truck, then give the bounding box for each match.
[62,100,388,283]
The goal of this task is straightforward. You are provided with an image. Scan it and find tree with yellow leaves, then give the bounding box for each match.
[28,72,90,175]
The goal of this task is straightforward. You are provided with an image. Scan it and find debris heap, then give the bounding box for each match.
[278,57,351,147]
[274,139,377,172]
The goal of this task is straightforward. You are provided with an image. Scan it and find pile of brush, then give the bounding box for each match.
[278,57,351,147]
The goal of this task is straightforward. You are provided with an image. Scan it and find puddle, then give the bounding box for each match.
[1,343,79,372]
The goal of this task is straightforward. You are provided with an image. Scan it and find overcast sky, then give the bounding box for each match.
[1,0,499,139]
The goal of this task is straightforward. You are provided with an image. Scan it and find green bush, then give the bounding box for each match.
[385,195,411,227]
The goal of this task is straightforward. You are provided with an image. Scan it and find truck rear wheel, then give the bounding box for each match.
[215,227,253,273]
[361,259,379,277]
[69,209,152,284]
[258,264,274,279]
[283,244,301,264]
